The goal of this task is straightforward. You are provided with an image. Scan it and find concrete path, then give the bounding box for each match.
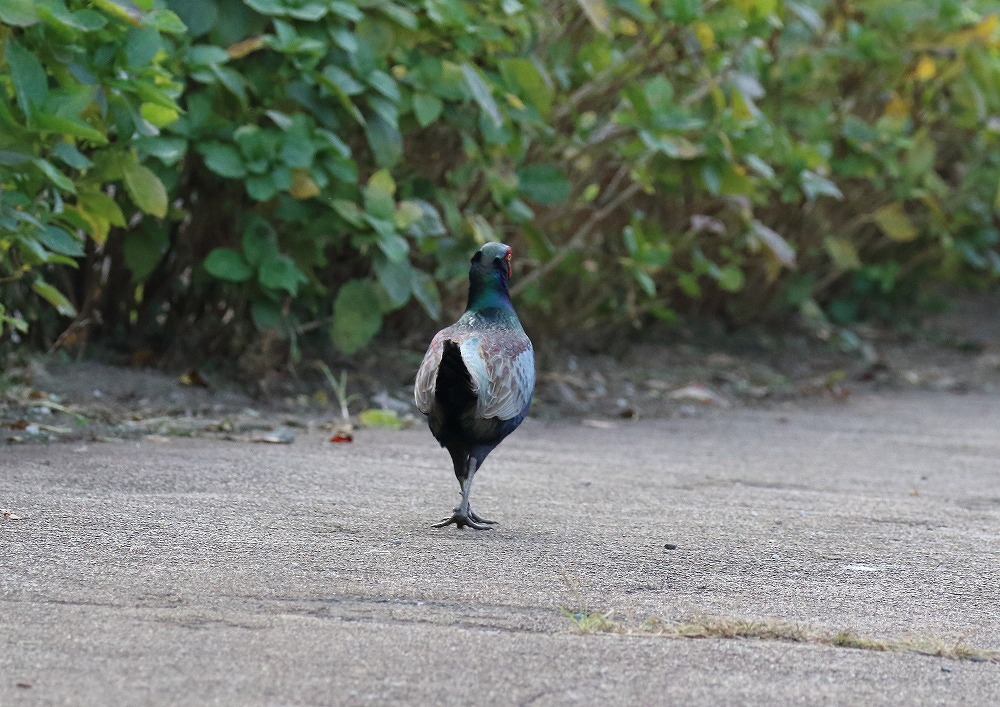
[2,391,999,704]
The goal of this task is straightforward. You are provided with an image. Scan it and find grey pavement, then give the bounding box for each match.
[2,391,999,704]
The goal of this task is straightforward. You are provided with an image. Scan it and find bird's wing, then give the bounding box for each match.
[413,330,447,414]
[469,331,535,421]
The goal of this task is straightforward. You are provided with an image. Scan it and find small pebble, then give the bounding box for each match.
[664,543,678,550]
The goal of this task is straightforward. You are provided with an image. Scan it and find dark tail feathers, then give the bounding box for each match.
[436,340,476,409]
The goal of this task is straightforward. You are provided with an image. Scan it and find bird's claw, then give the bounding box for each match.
[432,510,497,530]
[468,509,497,525]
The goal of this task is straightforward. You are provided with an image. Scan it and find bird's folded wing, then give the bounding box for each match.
[413,331,445,414]
[471,334,535,421]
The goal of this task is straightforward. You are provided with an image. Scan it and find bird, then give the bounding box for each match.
[414,241,535,530]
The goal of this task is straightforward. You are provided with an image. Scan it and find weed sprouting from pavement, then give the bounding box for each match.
[559,569,620,634]
[562,607,621,634]
[564,612,1000,664]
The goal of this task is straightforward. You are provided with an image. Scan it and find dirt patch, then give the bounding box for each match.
[3,292,999,444]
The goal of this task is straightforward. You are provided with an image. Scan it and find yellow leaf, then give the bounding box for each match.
[226,36,264,60]
[824,237,861,270]
[912,55,936,81]
[289,169,320,199]
[505,93,526,110]
[67,205,109,245]
[693,21,715,50]
[391,65,407,79]
[871,203,918,242]
[973,14,998,40]
[616,18,639,36]
[883,92,909,119]
[140,102,179,128]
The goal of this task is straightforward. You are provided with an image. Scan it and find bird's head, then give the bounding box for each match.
[470,241,513,281]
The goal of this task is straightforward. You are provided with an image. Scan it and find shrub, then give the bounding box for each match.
[2,0,999,360]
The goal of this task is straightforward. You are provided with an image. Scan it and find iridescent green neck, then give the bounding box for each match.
[466,269,513,313]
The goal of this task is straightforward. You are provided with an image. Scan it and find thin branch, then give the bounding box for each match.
[511,181,644,296]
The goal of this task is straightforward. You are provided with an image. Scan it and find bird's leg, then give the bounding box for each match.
[433,456,495,530]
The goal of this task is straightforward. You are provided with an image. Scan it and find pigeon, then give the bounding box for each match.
[414,241,535,529]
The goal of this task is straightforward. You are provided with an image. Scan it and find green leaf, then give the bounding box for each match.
[246,173,279,201]
[204,247,253,281]
[33,112,107,144]
[411,269,441,320]
[871,203,918,242]
[241,219,279,266]
[377,3,418,29]
[499,58,553,116]
[715,265,745,293]
[412,93,443,127]
[287,1,328,20]
[32,279,77,317]
[125,26,162,70]
[332,279,383,354]
[405,199,447,239]
[367,70,400,103]
[643,75,674,114]
[365,113,402,167]
[123,226,169,280]
[53,142,93,170]
[461,63,502,127]
[394,201,424,230]
[358,408,403,429]
[373,254,412,309]
[5,38,48,115]
[745,154,775,180]
[37,226,84,257]
[329,0,363,21]
[244,0,285,15]
[135,136,187,165]
[32,158,76,192]
[321,65,365,95]
[200,141,247,178]
[258,254,308,294]
[146,9,187,33]
[122,161,168,217]
[377,233,408,263]
[78,190,126,227]
[169,0,219,37]
[332,199,365,227]
[800,170,843,201]
[250,299,283,332]
[0,0,39,26]
[516,164,571,204]
[364,169,396,219]
[74,189,124,243]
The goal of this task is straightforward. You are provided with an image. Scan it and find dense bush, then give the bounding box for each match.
[2,0,1000,363]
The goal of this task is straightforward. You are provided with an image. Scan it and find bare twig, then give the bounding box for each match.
[511,181,644,296]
